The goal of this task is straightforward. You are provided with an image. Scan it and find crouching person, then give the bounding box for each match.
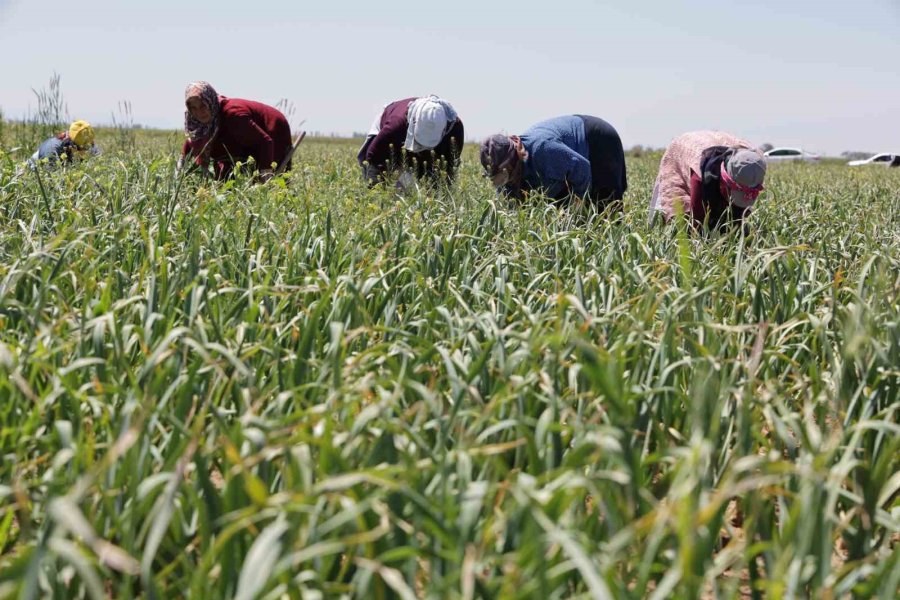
[31,120,100,165]
[357,95,464,189]
[649,131,766,230]
[480,115,627,212]
[180,81,292,181]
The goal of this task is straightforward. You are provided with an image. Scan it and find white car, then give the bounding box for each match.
[764,147,821,162]
[847,153,898,167]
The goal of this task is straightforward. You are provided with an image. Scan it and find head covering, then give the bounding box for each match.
[404,95,458,152]
[183,81,221,141]
[724,149,766,208]
[68,120,95,148]
[480,134,519,177]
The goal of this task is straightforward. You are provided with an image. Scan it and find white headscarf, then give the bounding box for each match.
[404,95,458,152]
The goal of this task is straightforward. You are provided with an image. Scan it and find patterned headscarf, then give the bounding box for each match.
[480,134,520,177]
[183,81,221,141]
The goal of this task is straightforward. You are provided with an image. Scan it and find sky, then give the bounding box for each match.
[1,0,898,155]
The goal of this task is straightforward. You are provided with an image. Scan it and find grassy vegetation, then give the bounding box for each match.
[0,123,898,599]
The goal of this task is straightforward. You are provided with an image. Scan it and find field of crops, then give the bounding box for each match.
[0,127,898,599]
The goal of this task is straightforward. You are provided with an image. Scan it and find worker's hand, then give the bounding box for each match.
[176,157,184,172]
[362,163,381,187]
[396,171,417,195]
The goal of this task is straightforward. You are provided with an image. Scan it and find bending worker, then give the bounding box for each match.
[649,131,766,230]
[358,95,464,187]
[31,120,99,164]
[180,81,292,181]
[480,115,627,211]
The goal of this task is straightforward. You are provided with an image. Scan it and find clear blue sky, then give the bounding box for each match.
[1,0,898,154]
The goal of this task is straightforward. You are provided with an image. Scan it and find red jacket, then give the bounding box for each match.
[182,97,291,179]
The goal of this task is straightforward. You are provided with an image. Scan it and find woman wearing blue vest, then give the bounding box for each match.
[30,120,100,165]
[480,115,627,211]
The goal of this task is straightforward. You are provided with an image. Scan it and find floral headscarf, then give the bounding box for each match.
[183,81,221,141]
[480,134,520,178]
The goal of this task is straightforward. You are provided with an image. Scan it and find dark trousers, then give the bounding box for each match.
[576,115,628,210]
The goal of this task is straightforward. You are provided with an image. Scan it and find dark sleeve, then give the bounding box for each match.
[225,111,276,170]
[363,108,408,175]
[699,147,745,229]
[431,119,465,181]
[689,170,705,225]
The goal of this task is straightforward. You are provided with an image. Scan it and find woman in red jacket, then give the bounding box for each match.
[180,81,292,181]
[357,95,464,188]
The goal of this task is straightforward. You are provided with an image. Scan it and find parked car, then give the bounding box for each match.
[764,147,821,162]
[847,153,898,167]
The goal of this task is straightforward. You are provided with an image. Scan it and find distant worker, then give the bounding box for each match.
[180,81,292,181]
[649,131,766,230]
[31,120,99,165]
[358,95,464,187]
[480,115,627,212]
